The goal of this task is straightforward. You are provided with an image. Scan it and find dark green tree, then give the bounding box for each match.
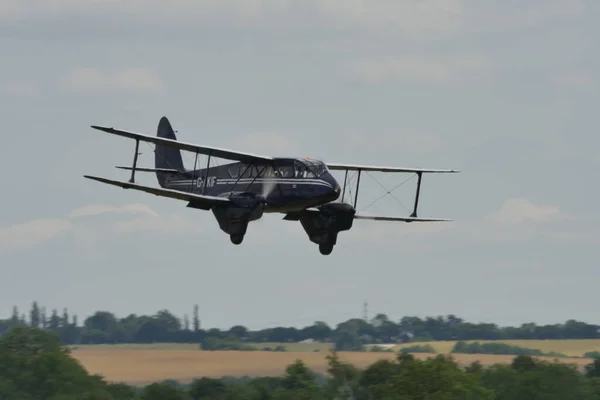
[30,301,40,328]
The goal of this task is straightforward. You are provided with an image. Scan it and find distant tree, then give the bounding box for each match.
[40,306,47,328]
[48,309,60,330]
[84,311,119,334]
[193,304,200,332]
[30,301,40,328]
[10,306,18,327]
[301,321,332,341]
[228,325,248,340]
[62,308,69,328]
[154,309,181,332]
[334,323,364,351]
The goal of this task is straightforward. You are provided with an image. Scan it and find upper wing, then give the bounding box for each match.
[326,162,459,173]
[115,166,181,174]
[84,175,229,210]
[354,214,452,222]
[91,125,273,164]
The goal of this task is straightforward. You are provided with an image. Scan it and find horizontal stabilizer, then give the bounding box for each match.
[83,175,229,210]
[354,214,452,222]
[90,125,273,164]
[326,162,459,174]
[115,166,182,174]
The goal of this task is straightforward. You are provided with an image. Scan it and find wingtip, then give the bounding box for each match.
[90,125,112,132]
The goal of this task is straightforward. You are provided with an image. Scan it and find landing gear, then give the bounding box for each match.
[319,243,333,255]
[230,234,244,245]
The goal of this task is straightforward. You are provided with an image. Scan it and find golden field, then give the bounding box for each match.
[70,345,600,385]
[70,339,600,357]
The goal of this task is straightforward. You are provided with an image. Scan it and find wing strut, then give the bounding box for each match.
[341,170,348,203]
[410,171,423,218]
[353,169,362,208]
[129,139,140,183]
[191,151,199,192]
[203,152,212,194]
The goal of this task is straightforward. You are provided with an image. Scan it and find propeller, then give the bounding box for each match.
[259,165,278,204]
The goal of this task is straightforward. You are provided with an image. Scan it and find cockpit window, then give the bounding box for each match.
[271,159,328,179]
[300,159,327,177]
[295,164,316,178]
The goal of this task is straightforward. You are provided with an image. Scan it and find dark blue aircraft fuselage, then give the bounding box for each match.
[160,157,341,213]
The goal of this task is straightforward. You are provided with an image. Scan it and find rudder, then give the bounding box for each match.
[155,116,185,186]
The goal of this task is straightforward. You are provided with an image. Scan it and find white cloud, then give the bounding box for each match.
[110,214,203,235]
[339,197,579,251]
[69,203,158,218]
[60,67,165,94]
[1,80,39,97]
[0,203,200,254]
[348,55,491,84]
[0,218,73,253]
[485,198,566,225]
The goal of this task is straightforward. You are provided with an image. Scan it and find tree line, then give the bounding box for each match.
[4,325,600,399]
[2,301,600,347]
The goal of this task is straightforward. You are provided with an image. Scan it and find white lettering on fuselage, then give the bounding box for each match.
[196,176,217,188]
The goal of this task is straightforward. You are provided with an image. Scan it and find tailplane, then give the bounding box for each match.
[155,116,184,186]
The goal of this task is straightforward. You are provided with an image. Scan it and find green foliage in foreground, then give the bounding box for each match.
[5,326,600,399]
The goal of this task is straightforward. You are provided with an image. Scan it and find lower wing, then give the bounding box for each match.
[84,175,229,210]
[354,214,452,222]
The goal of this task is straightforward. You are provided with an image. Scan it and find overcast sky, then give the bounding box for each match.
[1,0,598,331]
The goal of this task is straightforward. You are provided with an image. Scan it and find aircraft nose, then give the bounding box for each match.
[323,173,340,198]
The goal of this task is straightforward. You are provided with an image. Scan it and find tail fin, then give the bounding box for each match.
[155,116,185,186]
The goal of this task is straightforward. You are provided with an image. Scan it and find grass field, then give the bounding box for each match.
[69,339,600,385]
[71,349,596,385]
[69,339,600,357]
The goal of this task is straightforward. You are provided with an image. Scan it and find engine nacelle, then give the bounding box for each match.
[296,203,356,253]
[211,192,265,242]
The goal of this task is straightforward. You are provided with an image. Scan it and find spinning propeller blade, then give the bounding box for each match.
[260,165,278,203]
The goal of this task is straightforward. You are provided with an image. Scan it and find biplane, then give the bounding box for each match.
[84,117,459,255]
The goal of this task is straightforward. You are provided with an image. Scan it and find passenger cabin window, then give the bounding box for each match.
[277,166,295,178]
[232,161,323,179]
[228,165,240,178]
[232,164,282,179]
[238,165,259,178]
